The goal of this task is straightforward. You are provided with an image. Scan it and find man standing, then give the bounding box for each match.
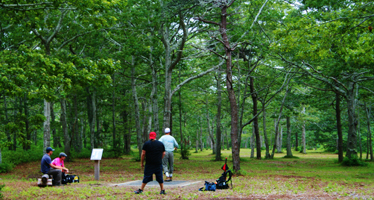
[135,132,166,195]
[159,128,179,182]
[41,147,68,186]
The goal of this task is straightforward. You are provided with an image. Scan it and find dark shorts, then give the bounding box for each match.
[143,164,163,184]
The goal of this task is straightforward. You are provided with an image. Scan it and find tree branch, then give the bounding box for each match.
[170,11,188,72]
[171,61,224,97]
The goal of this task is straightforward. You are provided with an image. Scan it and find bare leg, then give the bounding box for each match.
[159,183,164,191]
[140,183,147,190]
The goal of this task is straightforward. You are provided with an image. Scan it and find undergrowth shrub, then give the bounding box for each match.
[0,162,14,173]
[341,155,368,167]
[131,152,140,162]
[0,184,4,199]
[180,145,191,160]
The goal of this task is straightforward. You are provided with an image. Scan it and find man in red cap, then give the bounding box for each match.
[135,132,166,195]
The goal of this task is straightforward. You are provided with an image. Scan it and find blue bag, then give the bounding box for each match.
[204,181,216,191]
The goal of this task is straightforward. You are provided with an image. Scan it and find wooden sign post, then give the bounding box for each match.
[90,149,103,181]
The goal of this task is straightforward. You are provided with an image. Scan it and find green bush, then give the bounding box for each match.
[0,184,4,199]
[341,155,368,167]
[180,145,191,160]
[0,162,14,173]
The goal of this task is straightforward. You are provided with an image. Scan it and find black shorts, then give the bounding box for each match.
[143,164,163,184]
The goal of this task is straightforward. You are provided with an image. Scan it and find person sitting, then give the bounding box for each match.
[40,147,68,186]
[52,152,69,173]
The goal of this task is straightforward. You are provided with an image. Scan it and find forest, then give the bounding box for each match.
[1,0,374,174]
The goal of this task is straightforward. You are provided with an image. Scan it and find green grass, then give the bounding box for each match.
[0,148,373,199]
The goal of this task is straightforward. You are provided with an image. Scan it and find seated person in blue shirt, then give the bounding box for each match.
[41,147,68,186]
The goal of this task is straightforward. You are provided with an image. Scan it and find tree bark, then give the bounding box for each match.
[365,102,373,161]
[221,5,240,172]
[261,101,270,158]
[206,97,215,154]
[335,91,343,162]
[357,102,362,159]
[195,130,199,153]
[277,126,283,153]
[161,10,187,130]
[250,125,255,158]
[43,99,51,151]
[24,94,30,150]
[131,56,142,159]
[215,64,222,161]
[60,98,71,161]
[271,87,289,158]
[112,74,116,152]
[4,95,11,150]
[345,82,358,158]
[90,89,97,149]
[51,102,60,148]
[286,116,293,157]
[250,76,261,159]
[302,106,306,154]
[150,47,159,134]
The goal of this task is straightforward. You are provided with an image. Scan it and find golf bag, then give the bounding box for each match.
[62,173,80,184]
[216,170,232,189]
[216,158,232,189]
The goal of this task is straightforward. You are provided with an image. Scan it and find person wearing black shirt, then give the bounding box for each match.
[134,132,166,195]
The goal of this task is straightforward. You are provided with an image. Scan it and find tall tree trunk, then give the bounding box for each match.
[73,94,80,152]
[200,123,203,151]
[336,91,343,162]
[4,95,11,150]
[112,75,116,152]
[365,102,373,161]
[178,68,183,153]
[24,94,30,150]
[60,98,71,161]
[286,116,293,157]
[345,82,358,158]
[160,10,187,131]
[357,103,362,159]
[90,89,97,149]
[150,47,159,134]
[51,102,60,148]
[80,116,85,149]
[302,106,306,154]
[195,130,199,153]
[250,125,255,158]
[215,63,222,161]
[271,86,289,158]
[131,56,142,159]
[295,128,299,151]
[122,109,131,154]
[261,101,270,158]
[96,106,101,147]
[221,5,240,171]
[43,99,51,151]
[250,76,261,159]
[206,98,215,154]
[141,101,149,143]
[277,126,283,153]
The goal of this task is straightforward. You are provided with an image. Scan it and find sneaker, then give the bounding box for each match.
[160,190,166,195]
[134,189,143,194]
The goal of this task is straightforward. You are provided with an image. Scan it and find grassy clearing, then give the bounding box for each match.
[1,149,373,199]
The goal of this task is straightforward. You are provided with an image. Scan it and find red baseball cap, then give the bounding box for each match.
[149,132,157,139]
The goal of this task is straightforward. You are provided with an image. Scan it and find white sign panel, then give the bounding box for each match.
[90,149,104,160]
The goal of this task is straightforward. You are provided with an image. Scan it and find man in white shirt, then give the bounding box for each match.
[158,128,179,182]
